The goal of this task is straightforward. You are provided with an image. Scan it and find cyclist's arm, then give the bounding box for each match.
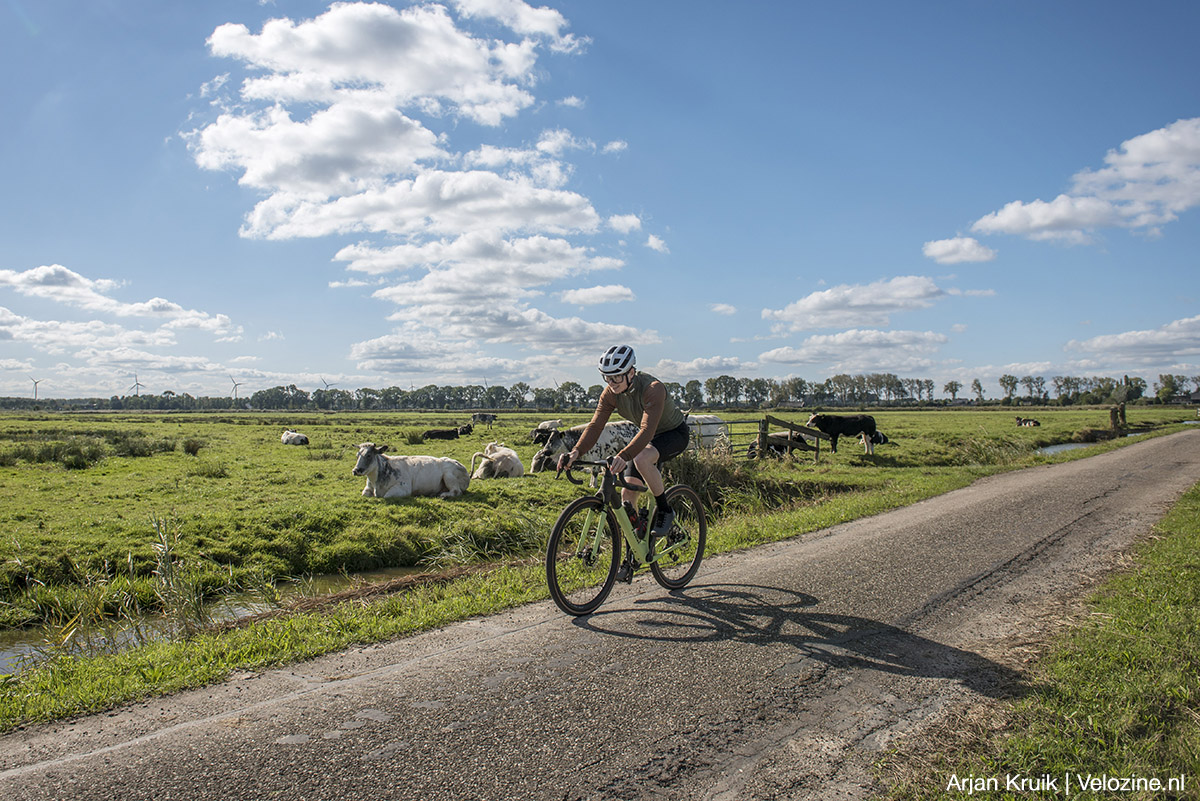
[616,380,666,462]
[561,392,616,465]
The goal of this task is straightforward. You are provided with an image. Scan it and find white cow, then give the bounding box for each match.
[469,442,524,479]
[281,429,309,445]
[530,420,639,473]
[686,414,728,450]
[352,442,470,499]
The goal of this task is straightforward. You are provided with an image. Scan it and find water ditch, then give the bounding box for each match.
[1036,430,1158,456]
[0,564,424,675]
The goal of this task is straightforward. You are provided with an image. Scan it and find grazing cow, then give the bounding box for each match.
[470,441,524,479]
[530,419,563,444]
[422,427,460,441]
[471,412,498,429]
[806,413,879,454]
[687,414,729,450]
[530,420,639,473]
[352,443,470,499]
[281,429,309,445]
[869,431,890,445]
[1015,417,1041,427]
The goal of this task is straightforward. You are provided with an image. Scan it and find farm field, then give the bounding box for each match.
[0,406,1193,627]
[0,405,1195,729]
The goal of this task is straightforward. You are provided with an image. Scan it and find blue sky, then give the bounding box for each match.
[2,0,1198,401]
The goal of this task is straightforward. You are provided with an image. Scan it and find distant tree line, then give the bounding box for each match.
[3,371,1194,412]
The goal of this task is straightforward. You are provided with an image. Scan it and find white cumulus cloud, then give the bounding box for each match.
[560,284,635,305]
[759,329,949,373]
[1066,314,1200,368]
[762,275,946,332]
[971,117,1200,243]
[922,237,997,264]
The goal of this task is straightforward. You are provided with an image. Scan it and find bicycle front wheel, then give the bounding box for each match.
[546,496,621,615]
[649,484,706,590]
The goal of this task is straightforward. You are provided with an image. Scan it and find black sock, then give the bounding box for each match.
[655,493,667,511]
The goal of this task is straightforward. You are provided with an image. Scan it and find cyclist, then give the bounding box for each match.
[557,345,690,539]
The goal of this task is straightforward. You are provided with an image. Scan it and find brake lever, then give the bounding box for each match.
[556,465,583,485]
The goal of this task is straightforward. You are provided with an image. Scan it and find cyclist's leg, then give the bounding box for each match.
[646,423,690,535]
[624,444,663,506]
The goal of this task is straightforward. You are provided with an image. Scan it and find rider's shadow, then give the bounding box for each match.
[573,582,1025,700]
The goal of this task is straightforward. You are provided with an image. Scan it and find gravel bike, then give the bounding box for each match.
[545,458,706,616]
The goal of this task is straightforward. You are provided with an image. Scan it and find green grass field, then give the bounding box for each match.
[0,405,1194,731]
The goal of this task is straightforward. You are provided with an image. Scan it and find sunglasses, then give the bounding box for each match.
[604,371,630,385]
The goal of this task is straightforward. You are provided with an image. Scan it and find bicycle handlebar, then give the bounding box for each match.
[555,458,647,493]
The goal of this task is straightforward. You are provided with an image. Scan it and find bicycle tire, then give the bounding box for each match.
[649,484,706,590]
[546,495,621,615]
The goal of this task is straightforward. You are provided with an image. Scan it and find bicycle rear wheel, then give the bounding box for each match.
[546,496,621,615]
[649,484,706,590]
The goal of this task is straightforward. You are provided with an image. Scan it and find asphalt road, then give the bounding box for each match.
[3,429,1199,800]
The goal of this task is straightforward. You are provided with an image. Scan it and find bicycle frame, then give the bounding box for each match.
[559,460,688,567]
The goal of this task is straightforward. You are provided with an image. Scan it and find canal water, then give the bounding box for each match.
[0,564,424,675]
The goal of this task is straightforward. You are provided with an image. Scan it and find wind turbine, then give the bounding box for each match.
[320,377,337,391]
[128,374,146,397]
[229,374,243,400]
[29,377,42,400]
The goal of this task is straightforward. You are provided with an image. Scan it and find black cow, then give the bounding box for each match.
[422,428,460,441]
[806,413,880,454]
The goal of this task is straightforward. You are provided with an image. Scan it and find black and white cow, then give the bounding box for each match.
[530,420,639,473]
[806,413,880,454]
[1015,417,1041,427]
[471,412,498,429]
[352,442,470,499]
[530,419,563,444]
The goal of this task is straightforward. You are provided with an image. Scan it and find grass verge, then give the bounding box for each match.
[879,481,1200,798]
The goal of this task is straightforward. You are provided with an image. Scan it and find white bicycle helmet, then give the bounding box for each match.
[598,344,636,375]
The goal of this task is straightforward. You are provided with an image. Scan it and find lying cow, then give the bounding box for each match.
[1015,417,1041,427]
[530,419,563,444]
[469,441,524,479]
[806,413,880,454]
[746,429,810,459]
[530,420,639,473]
[281,429,309,445]
[422,427,460,441]
[352,442,470,499]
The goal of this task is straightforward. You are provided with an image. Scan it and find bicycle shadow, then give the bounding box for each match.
[572,582,1025,700]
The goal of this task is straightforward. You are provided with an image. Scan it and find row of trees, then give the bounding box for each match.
[941,374,1159,406]
[4,372,1195,412]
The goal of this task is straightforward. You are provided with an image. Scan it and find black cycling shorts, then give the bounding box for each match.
[625,422,691,483]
